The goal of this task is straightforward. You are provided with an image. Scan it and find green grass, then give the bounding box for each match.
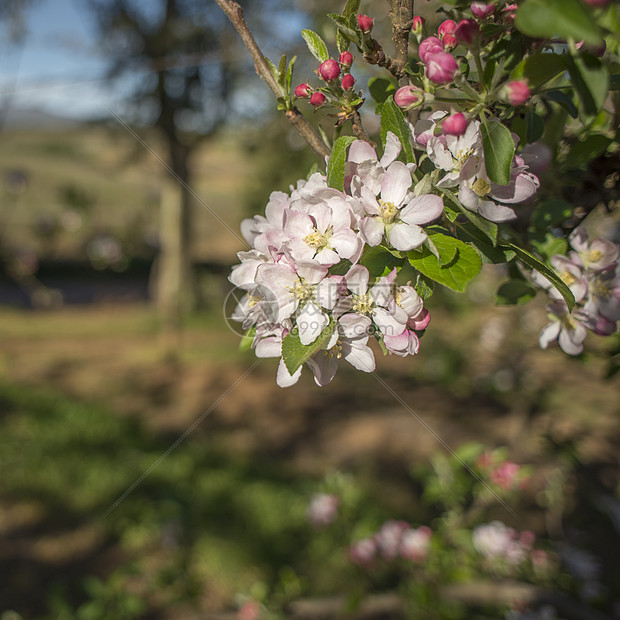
[0,381,360,618]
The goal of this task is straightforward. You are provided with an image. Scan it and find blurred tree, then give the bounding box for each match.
[88,0,247,336]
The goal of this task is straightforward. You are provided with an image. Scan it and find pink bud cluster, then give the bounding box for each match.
[295,53,358,108]
[477,453,529,490]
[418,35,459,85]
[350,520,432,567]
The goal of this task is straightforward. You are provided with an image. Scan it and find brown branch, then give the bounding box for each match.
[389,0,414,87]
[351,110,374,146]
[213,0,330,160]
[362,1,413,84]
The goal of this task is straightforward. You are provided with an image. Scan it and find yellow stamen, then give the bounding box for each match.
[472,178,491,197]
[378,199,398,224]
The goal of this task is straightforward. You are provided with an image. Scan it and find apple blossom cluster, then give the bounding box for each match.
[229,133,442,387]
[350,520,432,567]
[408,111,540,223]
[476,453,531,491]
[473,521,549,574]
[534,227,620,356]
[306,493,340,528]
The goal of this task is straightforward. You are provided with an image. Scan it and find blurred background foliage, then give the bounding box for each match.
[0,0,619,619]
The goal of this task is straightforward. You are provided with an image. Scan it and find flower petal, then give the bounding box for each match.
[381,161,411,207]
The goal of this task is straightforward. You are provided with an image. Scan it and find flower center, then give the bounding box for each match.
[560,271,576,287]
[455,147,474,171]
[378,199,398,224]
[304,227,331,250]
[248,294,261,308]
[591,278,610,300]
[587,249,603,264]
[352,293,374,314]
[323,340,343,359]
[287,281,315,303]
[472,178,491,197]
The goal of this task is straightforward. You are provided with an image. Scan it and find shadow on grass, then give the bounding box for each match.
[0,382,325,619]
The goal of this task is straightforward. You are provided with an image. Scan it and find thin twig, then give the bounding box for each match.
[363,0,413,86]
[350,110,374,146]
[214,0,330,160]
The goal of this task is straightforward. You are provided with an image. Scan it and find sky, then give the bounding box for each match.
[0,0,115,120]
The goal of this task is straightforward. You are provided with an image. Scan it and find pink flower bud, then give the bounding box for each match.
[357,14,374,33]
[455,19,480,46]
[502,3,518,21]
[394,85,423,109]
[425,52,459,85]
[442,112,468,136]
[339,51,354,67]
[310,91,327,107]
[318,59,341,81]
[438,19,457,40]
[576,39,606,57]
[418,36,444,63]
[412,16,424,35]
[582,0,611,6]
[442,34,458,51]
[504,79,530,105]
[341,73,355,90]
[338,52,353,68]
[294,83,311,98]
[490,460,521,489]
[471,2,495,19]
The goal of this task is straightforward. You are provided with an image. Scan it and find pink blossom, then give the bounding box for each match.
[502,3,518,21]
[418,36,444,63]
[490,460,521,489]
[539,301,588,356]
[350,538,377,566]
[339,51,353,67]
[400,526,432,562]
[425,52,459,85]
[310,91,326,107]
[394,85,423,109]
[442,112,468,136]
[503,80,530,105]
[568,226,619,271]
[438,19,457,40]
[376,520,410,560]
[582,0,611,6]
[294,83,311,98]
[238,600,261,620]
[341,73,355,90]
[318,59,341,81]
[471,2,495,19]
[455,19,480,46]
[307,493,340,527]
[357,14,374,33]
[520,142,552,175]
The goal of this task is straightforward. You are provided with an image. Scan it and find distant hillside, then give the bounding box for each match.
[0,106,81,130]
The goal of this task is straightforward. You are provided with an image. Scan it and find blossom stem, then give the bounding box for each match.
[214,0,330,159]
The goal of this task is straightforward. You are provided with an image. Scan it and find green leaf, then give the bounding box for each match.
[496,279,537,306]
[567,53,609,118]
[526,110,545,143]
[530,198,573,230]
[328,14,362,47]
[545,90,579,119]
[487,35,524,72]
[282,320,336,375]
[529,232,568,261]
[455,222,514,264]
[380,96,415,164]
[481,120,515,186]
[513,53,567,88]
[407,234,482,292]
[514,0,602,45]
[441,188,498,245]
[301,29,329,63]
[286,56,297,94]
[265,56,281,85]
[360,245,404,279]
[368,77,397,104]
[278,54,287,87]
[326,136,356,191]
[342,0,361,17]
[563,134,612,169]
[498,242,575,310]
